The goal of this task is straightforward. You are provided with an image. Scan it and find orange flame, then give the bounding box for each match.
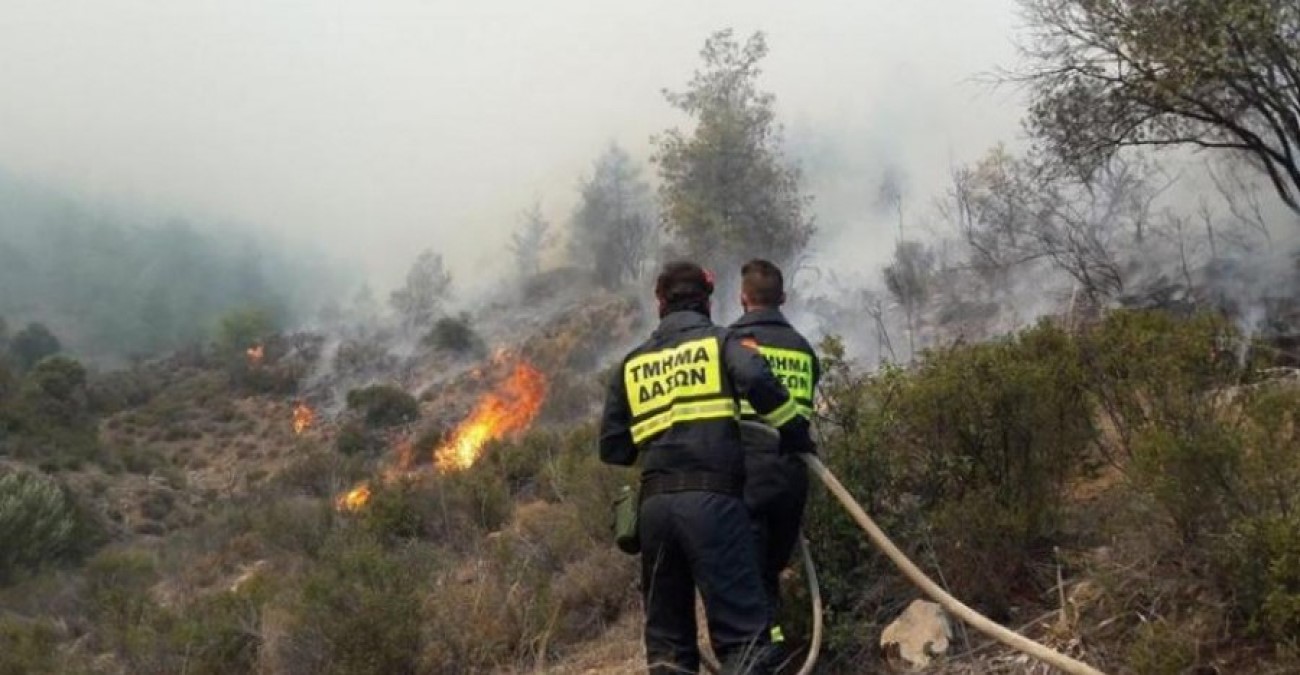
[435,361,546,472]
[293,403,315,435]
[334,359,546,512]
[336,483,372,511]
[246,344,265,366]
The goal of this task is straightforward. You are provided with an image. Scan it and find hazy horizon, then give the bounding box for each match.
[0,0,1025,292]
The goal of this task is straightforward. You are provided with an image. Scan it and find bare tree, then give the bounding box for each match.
[950,146,1171,303]
[883,240,936,361]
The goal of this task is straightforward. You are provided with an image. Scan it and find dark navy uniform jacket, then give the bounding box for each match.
[599,310,802,482]
[730,307,820,507]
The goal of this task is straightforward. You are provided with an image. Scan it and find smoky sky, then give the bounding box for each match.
[0,0,1024,291]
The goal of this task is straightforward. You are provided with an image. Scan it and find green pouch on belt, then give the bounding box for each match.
[612,483,640,555]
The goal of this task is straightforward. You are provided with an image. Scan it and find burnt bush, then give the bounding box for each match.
[345,384,419,429]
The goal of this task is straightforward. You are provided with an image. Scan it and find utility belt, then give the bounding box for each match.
[614,471,743,556]
[640,471,743,500]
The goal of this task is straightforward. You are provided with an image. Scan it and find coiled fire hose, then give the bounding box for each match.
[801,454,1108,675]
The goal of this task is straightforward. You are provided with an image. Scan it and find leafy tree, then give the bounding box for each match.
[389,249,452,331]
[1018,0,1300,213]
[8,323,60,371]
[654,30,814,276]
[569,145,656,288]
[510,203,554,279]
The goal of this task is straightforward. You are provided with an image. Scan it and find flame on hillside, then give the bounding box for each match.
[293,402,315,435]
[336,483,371,511]
[335,359,547,512]
[435,361,546,472]
[246,344,264,366]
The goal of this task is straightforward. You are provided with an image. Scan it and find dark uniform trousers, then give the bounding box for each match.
[600,310,808,675]
[641,491,772,675]
[744,451,809,615]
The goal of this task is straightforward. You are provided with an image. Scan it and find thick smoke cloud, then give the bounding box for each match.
[0,0,1023,291]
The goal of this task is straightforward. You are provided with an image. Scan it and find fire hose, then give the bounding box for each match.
[801,454,1108,675]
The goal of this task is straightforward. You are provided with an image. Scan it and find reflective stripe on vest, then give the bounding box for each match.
[623,337,733,445]
[739,344,815,421]
[629,397,738,444]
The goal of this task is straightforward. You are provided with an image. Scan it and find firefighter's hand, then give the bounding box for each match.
[778,420,817,455]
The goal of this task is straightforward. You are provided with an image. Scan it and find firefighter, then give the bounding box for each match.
[731,259,820,659]
[600,261,815,675]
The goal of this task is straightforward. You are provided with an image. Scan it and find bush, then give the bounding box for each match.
[0,616,60,675]
[424,312,484,355]
[346,385,419,429]
[8,323,60,372]
[0,471,86,582]
[82,547,164,665]
[284,533,432,675]
[334,420,384,457]
[216,306,277,355]
[169,575,274,675]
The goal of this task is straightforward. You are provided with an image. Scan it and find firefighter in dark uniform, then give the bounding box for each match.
[600,261,815,675]
[730,259,820,656]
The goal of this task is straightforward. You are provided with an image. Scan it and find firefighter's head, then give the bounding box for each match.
[740,259,785,311]
[655,261,714,318]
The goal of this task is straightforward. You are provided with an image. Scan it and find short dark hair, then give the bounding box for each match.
[741,259,785,306]
[655,261,714,305]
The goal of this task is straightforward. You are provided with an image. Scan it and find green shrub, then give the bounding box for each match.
[0,616,59,675]
[805,322,1098,651]
[288,533,432,675]
[0,471,85,582]
[82,547,165,666]
[424,312,484,355]
[250,496,336,558]
[169,576,274,675]
[1079,310,1238,460]
[346,384,419,428]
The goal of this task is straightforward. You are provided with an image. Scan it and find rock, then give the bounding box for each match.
[881,599,952,671]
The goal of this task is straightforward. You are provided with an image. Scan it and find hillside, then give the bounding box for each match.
[3,262,1299,674]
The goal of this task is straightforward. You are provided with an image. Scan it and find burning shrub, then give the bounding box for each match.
[345,384,419,429]
[215,306,278,357]
[424,312,484,355]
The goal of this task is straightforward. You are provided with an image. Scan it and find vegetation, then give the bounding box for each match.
[345,384,420,429]
[423,312,484,355]
[653,29,814,276]
[569,144,657,289]
[805,311,1300,671]
[1018,0,1300,213]
[0,177,329,359]
[389,249,453,332]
